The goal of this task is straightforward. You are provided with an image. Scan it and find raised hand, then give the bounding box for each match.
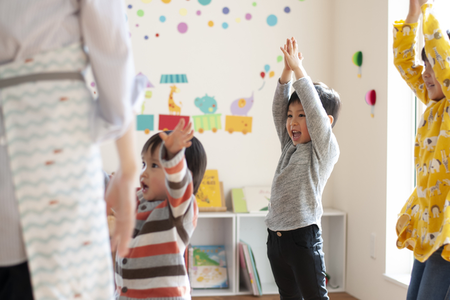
[159,118,194,160]
[406,0,432,23]
[280,37,303,72]
[280,37,307,80]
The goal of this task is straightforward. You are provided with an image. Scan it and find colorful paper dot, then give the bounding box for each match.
[128,4,132,9]
[144,35,148,39]
[160,16,166,22]
[136,24,139,27]
[197,10,201,15]
[156,33,159,37]
[252,2,257,6]
[222,22,228,29]
[161,0,171,3]
[90,82,95,87]
[266,14,277,26]
[180,8,187,16]
[141,0,152,3]
[222,7,230,14]
[198,0,211,5]
[208,21,214,27]
[235,17,241,23]
[284,7,291,13]
[178,22,188,33]
[137,10,144,17]
[245,13,252,20]
[264,64,270,72]
[277,55,283,63]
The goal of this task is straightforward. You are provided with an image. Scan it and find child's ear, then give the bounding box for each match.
[328,115,334,126]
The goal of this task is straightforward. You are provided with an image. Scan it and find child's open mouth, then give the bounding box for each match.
[141,181,149,193]
[292,130,301,141]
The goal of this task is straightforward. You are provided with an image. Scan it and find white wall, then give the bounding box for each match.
[100,0,333,206]
[328,0,410,299]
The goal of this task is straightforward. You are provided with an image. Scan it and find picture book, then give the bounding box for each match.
[232,188,248,213]
[189,245,229,289]
[238,242,254,294]
[240,240,261,295]
[243,186,271,213]
[195,170,223,209]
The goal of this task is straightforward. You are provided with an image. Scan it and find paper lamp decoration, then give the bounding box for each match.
[353,51,363,78]
[365,89,376,118]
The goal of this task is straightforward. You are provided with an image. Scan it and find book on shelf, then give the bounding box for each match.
[243,186,271,213]
[239,240,262,295]
[231,188,248,213]
[195,170,227,212]
[188,245,229,289]
[238,242,254,294]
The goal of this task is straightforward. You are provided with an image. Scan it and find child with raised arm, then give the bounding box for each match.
[265,37,341,300]
[394,0,450,298]
[112,119,207,299]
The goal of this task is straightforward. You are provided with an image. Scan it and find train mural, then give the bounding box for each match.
[137,73,254,135]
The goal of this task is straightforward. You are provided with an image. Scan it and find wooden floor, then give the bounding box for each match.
[193,292,358,300]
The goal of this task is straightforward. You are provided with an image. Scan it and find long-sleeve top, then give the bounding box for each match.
[394,3,450,262]
[265,77,340,231]
[115,143,198,300]
[0,0,146,266]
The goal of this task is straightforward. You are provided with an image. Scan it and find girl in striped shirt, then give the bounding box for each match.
[111,119,207,300]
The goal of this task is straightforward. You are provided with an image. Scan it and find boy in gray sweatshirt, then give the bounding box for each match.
[265,37,341,300]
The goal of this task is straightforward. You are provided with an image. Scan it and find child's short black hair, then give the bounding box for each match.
[288,82,341,128]
[141,132,207,195]
[421,29,450,63]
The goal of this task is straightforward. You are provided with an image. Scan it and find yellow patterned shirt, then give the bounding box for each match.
[394,3,450,263]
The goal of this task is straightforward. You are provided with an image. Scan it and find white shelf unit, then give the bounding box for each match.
[191,208,346,296]
[190,212,236,297]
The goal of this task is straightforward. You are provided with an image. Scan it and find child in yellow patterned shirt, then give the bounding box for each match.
[394,0,450,299]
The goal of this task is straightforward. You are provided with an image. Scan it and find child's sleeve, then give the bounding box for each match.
[272,80,292,147]
[422,3,450,100]
[159,143,196,219]
[292,77,338,160]
[393,21,428,104]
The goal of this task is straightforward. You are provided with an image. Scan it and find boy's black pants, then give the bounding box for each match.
[0,261,34,300]
[267,224,329,300]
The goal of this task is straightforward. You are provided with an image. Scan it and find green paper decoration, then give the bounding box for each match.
[352,51,363,78]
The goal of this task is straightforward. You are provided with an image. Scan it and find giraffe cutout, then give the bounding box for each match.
[168,85,182,115]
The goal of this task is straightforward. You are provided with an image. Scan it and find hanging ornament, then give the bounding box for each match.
[353,51,363,78]
[365,89,376,118]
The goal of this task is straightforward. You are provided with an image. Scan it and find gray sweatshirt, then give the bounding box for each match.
[265,76,339,231]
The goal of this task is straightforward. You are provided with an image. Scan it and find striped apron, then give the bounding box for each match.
[0,44,114,299]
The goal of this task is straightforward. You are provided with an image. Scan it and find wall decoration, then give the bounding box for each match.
[365,89,376,118]
[259,65,275,90]
[160,74,188,115]
[353,51,363,78]
[266,14,278,27]
[225,116,252,135]
[193,114,222,133]
[193,94,221,133]
[195,94,218,114]
[137,115,155,134]
[159,114,190,131]
[230,93,254,116]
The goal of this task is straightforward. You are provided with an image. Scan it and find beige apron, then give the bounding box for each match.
[0,43,114,299]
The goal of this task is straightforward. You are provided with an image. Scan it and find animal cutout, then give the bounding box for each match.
[168,85,182,115]
[195,94,218,114]
[230,92,254,116]
[434,47,446,70]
